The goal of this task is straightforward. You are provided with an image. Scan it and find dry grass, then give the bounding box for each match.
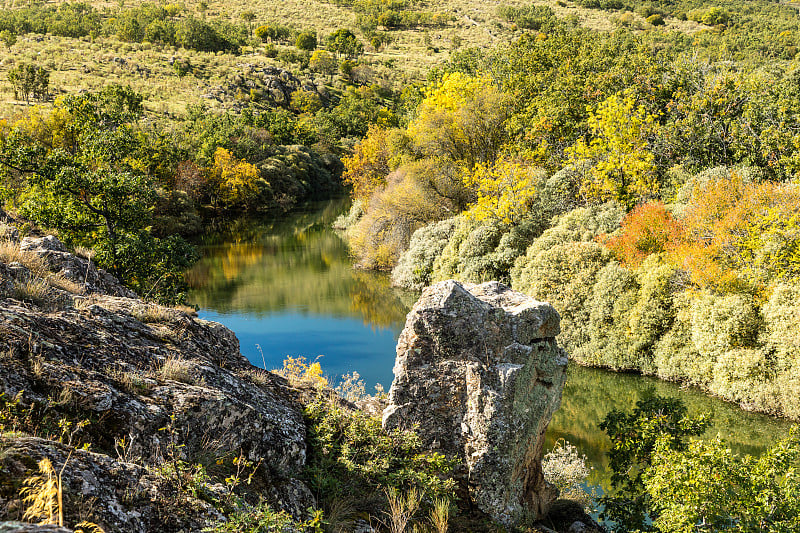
[157,354,196,384]
[0,240,49,277]
[108,365,155,394]
[13,278,52,306]
[132,303,176,323]
[47,272,85,295]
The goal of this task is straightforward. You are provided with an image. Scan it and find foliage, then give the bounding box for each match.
[391,216,458,290]
[304,395,457,508]
[462,159,542,225]
[296,30,318,51]
[565,90,659,208]
[541,439,592,503]
[407,72,508,169]
[275,356,329,388]
[603,201,683,268]
[0,86,196,304]
[204,501,323,532]
[325,28,364,58]
[342,125,393,201]
[646,428,800,533]
[599,395,710,531]
[672,175,800,293]
[8,63,49,104]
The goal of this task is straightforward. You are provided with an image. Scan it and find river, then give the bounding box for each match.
[186,198,793,492]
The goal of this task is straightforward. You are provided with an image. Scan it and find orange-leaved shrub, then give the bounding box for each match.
[672,175,800,292]
[602,201,683,268]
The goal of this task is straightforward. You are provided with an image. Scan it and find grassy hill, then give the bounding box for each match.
[0,0,712,120]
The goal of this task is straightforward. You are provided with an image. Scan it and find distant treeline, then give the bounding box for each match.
[0,2,248,52]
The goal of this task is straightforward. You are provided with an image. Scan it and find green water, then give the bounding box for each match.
[187,198,793,486]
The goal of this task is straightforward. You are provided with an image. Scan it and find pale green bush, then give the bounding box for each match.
[690,291,762,361]
[431,217,505,283]
[511,204,622,352]
[575,260,638,368]
[391,216,458,290]
[761,284,800,417]
[627,257,679,373]
[653,292,704,384]
[513,241,612,352]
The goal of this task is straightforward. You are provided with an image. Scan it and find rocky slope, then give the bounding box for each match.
[0,222,313,532]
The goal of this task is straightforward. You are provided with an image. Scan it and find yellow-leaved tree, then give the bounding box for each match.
[208,147,261,209]
[342,125,393,202]
[463,159,541,225]
[407,72,508,169]
[566,90,658,207]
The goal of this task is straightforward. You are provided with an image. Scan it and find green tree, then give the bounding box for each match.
[0,86,196,303]
[599,395,710,531]
[8,63,48,104]
[646,428,800,533]
[326,28,363,58]
[295,30,317,51]
[239,10,255,37]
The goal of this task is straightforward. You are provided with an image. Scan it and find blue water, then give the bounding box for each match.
[199,309,401,390]
[187,198,412,390]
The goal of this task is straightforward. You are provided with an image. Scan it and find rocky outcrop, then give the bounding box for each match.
[204,64,330,110]
[0,234,312,532]
[383,280,568,526]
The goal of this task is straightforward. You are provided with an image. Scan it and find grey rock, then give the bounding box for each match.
[0,231,314,531]
[18,235,136,298]
[383,280,568,526]
[0,523,72,533]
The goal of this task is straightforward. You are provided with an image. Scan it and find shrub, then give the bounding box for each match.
[542,440,592,504]
[295,30,317,51]
[646,14,665,26]
[576,261,639,368]
[391,216,459,290]
[599,396,709,531]
[646,429,800,533]
[603,201,683,268]
[304,396,456,508]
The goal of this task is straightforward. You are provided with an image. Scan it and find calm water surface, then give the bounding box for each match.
[187,198,793,489]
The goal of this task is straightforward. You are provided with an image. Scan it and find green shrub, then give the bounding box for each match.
[392,216,459,290]
[653,292,704,384]
[304,396,456,517]
[762,284,800,417]
[575,261,639,368]
[646,428,800,533]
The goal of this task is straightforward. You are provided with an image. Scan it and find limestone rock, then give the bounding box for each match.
[383,280,568,526]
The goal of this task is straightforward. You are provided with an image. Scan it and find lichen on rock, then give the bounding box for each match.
[382,280,568,526]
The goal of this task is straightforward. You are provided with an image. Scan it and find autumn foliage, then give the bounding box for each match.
[673,175,800,291]
[342,125,392,201]
[603,202,683,268]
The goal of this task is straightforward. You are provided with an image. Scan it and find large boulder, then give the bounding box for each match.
[382,280,568,526]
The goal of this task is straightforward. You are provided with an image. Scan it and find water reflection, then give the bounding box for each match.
[548,365,793,491]
[186,198,411,388]
[187,198,793,485]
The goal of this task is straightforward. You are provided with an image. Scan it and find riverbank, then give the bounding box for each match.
[185,200,795,487]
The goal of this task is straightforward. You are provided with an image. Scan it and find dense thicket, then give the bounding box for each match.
[340,8,800,419]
